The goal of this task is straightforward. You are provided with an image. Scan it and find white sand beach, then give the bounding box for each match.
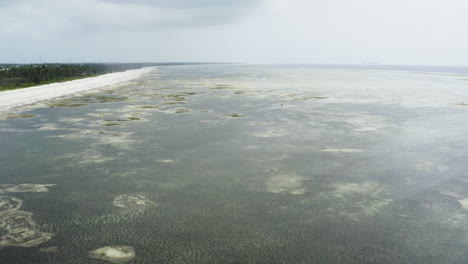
[0,67,154,112]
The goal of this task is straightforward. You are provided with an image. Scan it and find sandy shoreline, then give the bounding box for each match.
[0,67,154,112]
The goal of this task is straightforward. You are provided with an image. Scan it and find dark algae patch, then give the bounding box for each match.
[48,102,88,108]
[228,112,245,118]
[173,108,191,114]
[101,123,121,126]
[4,114,37,120]
[137,105,160,109]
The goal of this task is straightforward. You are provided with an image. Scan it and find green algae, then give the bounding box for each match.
[48,102,88,108]
[103,117,141,122]
[173,108,191,114]
[164,94,186,101]
[47,93,127,109]
[104,119,129,122]
[210,84,234,89]
[137,105,160,109]
[295,96,329,101]
[3,114,37,120]
[87,113,113,117]
[163,102,185,105]
[452,102,468,106]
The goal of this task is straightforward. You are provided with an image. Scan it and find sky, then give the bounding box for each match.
[1,0,468,65]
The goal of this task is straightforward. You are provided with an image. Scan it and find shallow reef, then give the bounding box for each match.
[266,175,306,195]
[113,195,154,208]
[0,196,22,211]
[414,161,449,173]
[0,210,53,247]
[173,108,191,114]
[136,105,160,109]
[89,245,136,264]
[0,184,56,194]
[328,182,393,219]
[0,184,55,247]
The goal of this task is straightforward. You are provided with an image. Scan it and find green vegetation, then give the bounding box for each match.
[229,112,245,118]
[0,62,207,92]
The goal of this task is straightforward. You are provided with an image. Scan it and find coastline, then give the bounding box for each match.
[0,67,154,112]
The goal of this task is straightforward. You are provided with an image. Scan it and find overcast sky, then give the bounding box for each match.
[1,0,467,65]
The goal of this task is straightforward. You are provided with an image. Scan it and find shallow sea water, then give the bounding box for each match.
[0,65,468,263]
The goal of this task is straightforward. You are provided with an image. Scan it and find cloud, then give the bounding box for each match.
[103,0,258,9]
[1,0,468,64]
[0,0,264,37]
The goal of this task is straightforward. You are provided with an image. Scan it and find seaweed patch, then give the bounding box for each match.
[266,175,306,195]
[0,196,23,212]
[0,184,56,194]
[0,195,53,247]
[113,195,154,208]
[0,113,37,120]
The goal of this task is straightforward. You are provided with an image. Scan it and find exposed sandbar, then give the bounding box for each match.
[0,67,154,111]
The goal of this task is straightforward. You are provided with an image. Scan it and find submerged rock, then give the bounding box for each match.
[0,196,23,212]
[113,195,153,208]
[228,113,245,118]
[89,246,136,264]
[0,184,56,194]
[0,210,52,247]
[266,175,306,195]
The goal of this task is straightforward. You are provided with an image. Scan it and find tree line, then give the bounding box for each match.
[0,62,213,91]
[0,63,158,85]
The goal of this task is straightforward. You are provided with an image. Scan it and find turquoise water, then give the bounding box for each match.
[0,65,468,263]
